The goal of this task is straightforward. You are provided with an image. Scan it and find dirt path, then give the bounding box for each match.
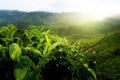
[82,37,106,53]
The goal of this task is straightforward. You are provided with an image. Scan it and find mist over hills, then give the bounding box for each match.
[0,10,120,35]
[0,10,98,27]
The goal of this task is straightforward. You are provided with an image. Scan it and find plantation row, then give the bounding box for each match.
[0,25,96,80]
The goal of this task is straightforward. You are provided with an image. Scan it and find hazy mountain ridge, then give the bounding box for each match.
[0,10,96,27]
[0,10,120,33]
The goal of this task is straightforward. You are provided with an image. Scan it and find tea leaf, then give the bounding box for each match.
[88,68,97,80]
[49,42,60,51]
[25,47,43,57]
[9,43,22,62]
[14,67,28,80]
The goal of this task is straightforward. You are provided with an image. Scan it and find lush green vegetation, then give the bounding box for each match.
[0,25,96,80]
[0,10,120,80]
[85,30,120,80]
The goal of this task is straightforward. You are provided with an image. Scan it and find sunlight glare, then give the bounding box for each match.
[61,0,115,20]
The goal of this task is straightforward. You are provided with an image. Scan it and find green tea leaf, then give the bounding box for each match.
[43,45,48,56]
[88,68,97,80]
[9,43,22,62]
[0,44,2,51]
[49,42,60,51]
[25,47,43,57]
[20,56,33,67]
[45,30,51,34]
[45,35,50,48]
[43,35,51,56]
[14,67,28,80]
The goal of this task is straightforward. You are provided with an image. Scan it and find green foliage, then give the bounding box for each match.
[14,67,28,80]
[9,43,22,62]
[1,10,120,80]
[0,25,96,80]
[86,30,120,80]
[25,47,42,57]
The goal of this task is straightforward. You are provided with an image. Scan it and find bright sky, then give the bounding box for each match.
[1,0,120,20]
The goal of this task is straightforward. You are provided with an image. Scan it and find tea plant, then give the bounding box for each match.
[0,25,96,80]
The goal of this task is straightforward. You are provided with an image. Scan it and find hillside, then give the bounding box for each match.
[0,10,87,27]
[0,10,26,26]
[85,30,120,80]
[0,10,120,34]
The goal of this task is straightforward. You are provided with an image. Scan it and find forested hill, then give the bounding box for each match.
[0,10,26,26]
[0,10,94,28]
[0,10,120,34]
[0,10,56,27]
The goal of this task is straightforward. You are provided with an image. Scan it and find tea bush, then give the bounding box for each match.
[0,25,96,80]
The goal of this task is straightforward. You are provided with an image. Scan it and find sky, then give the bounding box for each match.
[1,0,120,20]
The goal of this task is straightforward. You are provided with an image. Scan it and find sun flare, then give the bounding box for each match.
[61,0,116,20]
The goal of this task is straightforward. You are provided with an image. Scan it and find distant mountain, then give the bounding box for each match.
[0,10,120,32]
[0,10,26,26]
[0,10,55,28]
[0,10,93,28]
